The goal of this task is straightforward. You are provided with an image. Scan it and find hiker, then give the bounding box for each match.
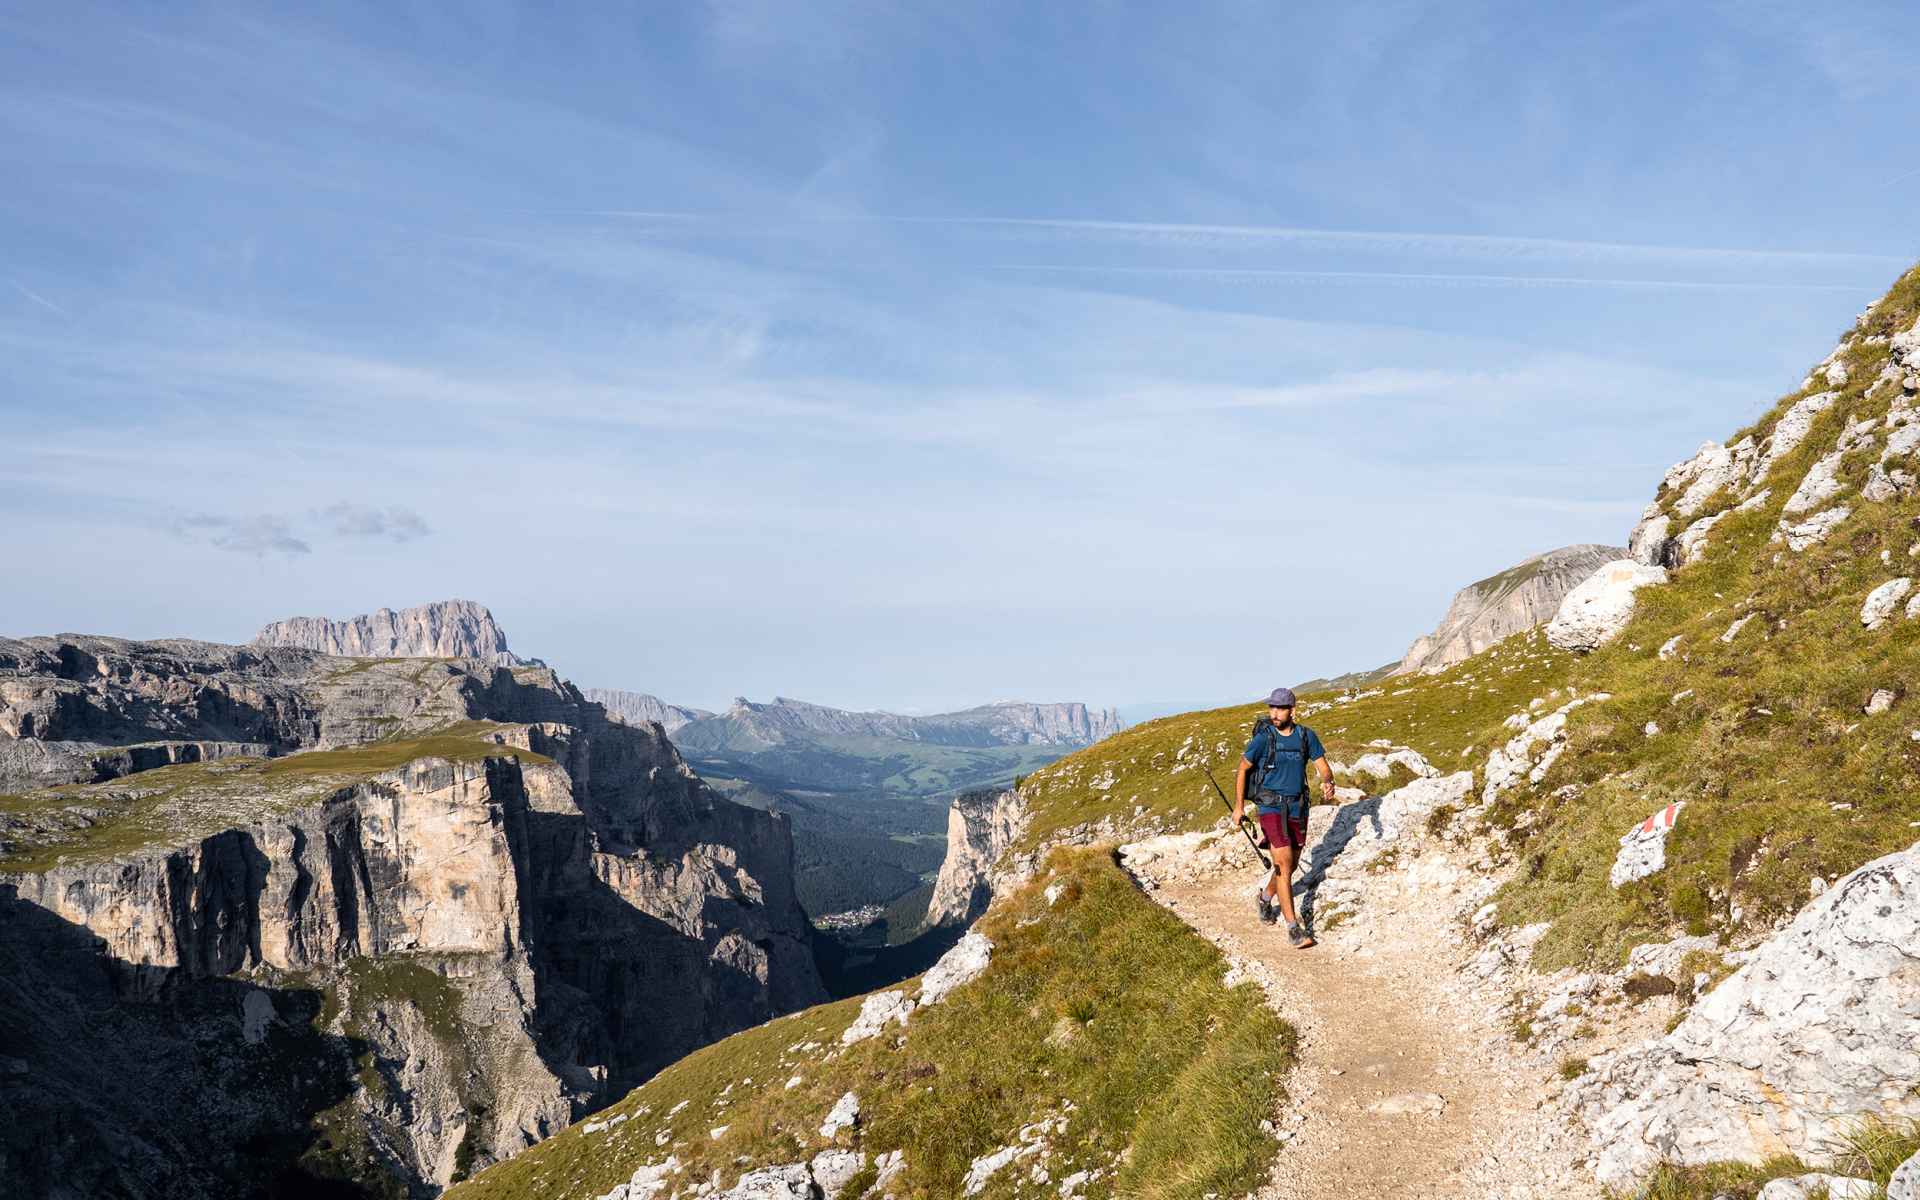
[1232,686,1334,948]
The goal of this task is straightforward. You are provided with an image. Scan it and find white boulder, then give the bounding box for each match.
[1628,509,1673,567]
[1861,578,1913,630]
[722,1164,816,1200]
[810,1149,866,1199]
[1340,747,1438,780]
[1776,506,1851,551]
[919,931,993,1006]
[1889,1149,1920,1200]
[1581,840,1920,1186]
[1867,689,1898,716]
[1546,561,1668,652]
[1609,803,1685,888]
[1757,1175,1873,1200]
[841,992,915,1045]
[1482,696,1604,806]
[819,1091,861,1139]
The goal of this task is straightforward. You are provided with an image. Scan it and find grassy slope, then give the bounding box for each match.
[1012,263,1920,978]
[449,848,1294,1200]
[0,720,552,872]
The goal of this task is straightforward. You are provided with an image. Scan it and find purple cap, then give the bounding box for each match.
[1264,687,1297,707]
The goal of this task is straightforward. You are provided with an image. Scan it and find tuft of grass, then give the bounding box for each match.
[1624,1118,1920,1200]
[448,848,1296,1200]
[1557,1056,1589,1081]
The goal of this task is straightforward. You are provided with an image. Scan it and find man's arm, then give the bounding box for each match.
[1314,754,1336,802]
[1233,756,1254,824]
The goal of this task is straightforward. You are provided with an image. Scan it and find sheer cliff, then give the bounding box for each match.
[252,598,532,667]
[1393,543,1623,675]
[0,636,822,1198]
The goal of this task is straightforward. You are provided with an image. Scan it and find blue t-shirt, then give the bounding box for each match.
[1242,723,1325,811]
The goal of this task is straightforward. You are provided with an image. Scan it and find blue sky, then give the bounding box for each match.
[2,2,1914,713]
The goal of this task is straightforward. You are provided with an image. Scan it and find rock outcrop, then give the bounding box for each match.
[926,788,1027,927]
[1577,840,1920,1186]
[585,688,713,735]
[0,634,823,1197]
[1394,544,1623,674]
[1544,561,1668,652]
[253,598,532,667]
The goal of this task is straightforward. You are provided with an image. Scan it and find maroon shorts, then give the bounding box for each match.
[1258,808,1308,853]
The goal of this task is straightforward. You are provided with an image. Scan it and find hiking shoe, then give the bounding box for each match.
[1286,922,1313,948]
[1255,891,1276,924]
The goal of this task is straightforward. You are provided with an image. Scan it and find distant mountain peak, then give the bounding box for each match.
[252,598,536,667]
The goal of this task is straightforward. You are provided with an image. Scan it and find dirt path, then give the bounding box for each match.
[1153,855,1600,1200]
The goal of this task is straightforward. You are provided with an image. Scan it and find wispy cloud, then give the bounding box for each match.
[9,281,68,316]
[573,210,1903,268]
[989,265,1878,292]
[320,502,431,542]
[172,512,311,556]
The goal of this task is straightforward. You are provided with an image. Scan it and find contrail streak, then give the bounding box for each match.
[991,264,1874,292]
[10,281,69,316]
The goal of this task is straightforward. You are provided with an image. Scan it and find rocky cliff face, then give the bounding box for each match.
[1394,544,1623,674]
[582,688,712,735]
[253,598,531,667]
[925,788,1027,927]
[677,696,1120,751]
[0,635,822,1198]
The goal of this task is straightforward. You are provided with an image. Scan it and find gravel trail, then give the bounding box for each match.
[1151,849,1600,1200]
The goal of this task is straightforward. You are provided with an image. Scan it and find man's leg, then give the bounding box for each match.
[1267,843,1299,925]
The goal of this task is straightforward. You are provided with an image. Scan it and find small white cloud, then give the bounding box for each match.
[172,513,310,556]
[319,502,431,543]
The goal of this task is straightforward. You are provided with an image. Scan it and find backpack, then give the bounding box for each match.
[1248,716,1314,816]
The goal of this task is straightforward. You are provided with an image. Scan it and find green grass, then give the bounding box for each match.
[448,848,1295,1200]
[261,720,552,778]
[1627,1117,1920,1199]
[0,722,551,872]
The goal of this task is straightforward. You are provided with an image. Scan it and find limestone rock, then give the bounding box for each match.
[1393,544,1624,674]
[819,1091,861,1139]
[1628,510,1673,567]
[927,788,1026,927]
[723,1163,815,1200]
[1338,747,1439,779]
[1483,697,1604,805]
[1580,840,1920,1186]
[1862,579,1914,630]
[841,992,915,1045]
[0,632,824,1196]
[1756,391,1839,481]
[1610,803,1686,888]
[1758,1175,1873,1200]
[810,1149,866,1198]
[919,931,994,1006]
[1867,689,1898,715]
[252,598,531,666]
[1545,561,1667,652]
[1776,506,1852,551]
[1888,1149,1920,1200]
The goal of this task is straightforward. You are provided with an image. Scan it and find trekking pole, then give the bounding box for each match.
[1199,763,1276,878]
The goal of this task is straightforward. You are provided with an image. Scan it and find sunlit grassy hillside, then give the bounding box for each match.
[449,848,1294,1200]
[1012,262,1920,973]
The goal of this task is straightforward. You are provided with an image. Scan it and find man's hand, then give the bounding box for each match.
[1231,802,1245,825]
[1321,779,1337,803]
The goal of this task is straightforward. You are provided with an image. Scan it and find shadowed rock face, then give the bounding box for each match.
[253,598,530,667]
[0,635,823,1198]
[1394,544,1624,675]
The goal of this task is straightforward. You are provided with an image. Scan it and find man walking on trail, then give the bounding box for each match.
[1232,687,1335,948]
